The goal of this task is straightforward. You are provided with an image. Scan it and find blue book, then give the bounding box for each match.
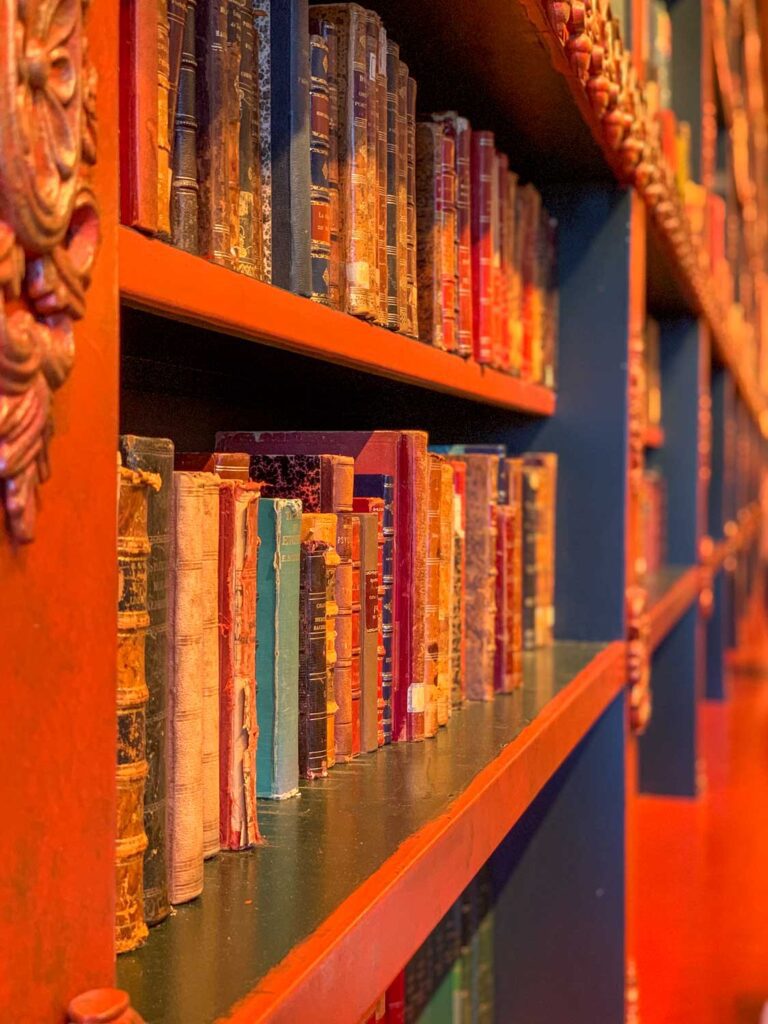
[256,498,302,798]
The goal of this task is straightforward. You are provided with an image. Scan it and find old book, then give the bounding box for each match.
[543,211,558,389]
[439,119,458,353]
[490,151,504,370]
[236,0,259,277]
[453,454,498,700]
[434,112,473,357]
[256,498,302,798]
[406,75,419,337]
[118,436,173,928]
[521,460,539,651]
[225,0,242,270]
[525,453,558,647]
[349,515,363,754]
[310,15,341,308]
[496,153,511,373]
[416,122,444,350]
[385,41,400,329]
[121,0,158,230]
[396,59,409,333]
[519,184,542,382]
[354,480,393,744]
[271,0,311,295]
[471,130,495,364]
[171,0,200,253]
[247,452,354,512]
[219,480,261,850]
[300,512,339,768]
[355,511,380,752]
[309,33,332,303]
[504,458,523,689]
[157,0,173,237]
[424,453,442,736]
[311,4,370,316]
[299,528,330,778]
[332,512,355,760]
[196,0,231,265]
[507,172,522,376]
[168,471,206,904]
[199,474,221,857]
[438,461,454,724]
[375,22,388,327]
[354,498,385,747]
[494,504,513,694]
[116,462,159,953]
[365,11,383,324]
[167,0,189,134]
[449,460,467,706]
[253,0,272,281]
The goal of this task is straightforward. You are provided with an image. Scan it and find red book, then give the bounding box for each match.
[439,128,458,352]
[350,515,362,755]
[456,117,473,357]
[353,496,386,747]
[471,130,495,363]
[496,152,511,373]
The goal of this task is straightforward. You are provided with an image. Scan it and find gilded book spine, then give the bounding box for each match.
[171,0,200,253]
[416,122,443,349]
[365,11,381,323]
[299,538,329,778]
[196,0,231,265]
[439,126,458,353]
[157,0,173,237]
[334,513,355,760]
[438,461,454,723]
[116,464,159,954]
[350,514,362,754]
[167,0,189,136]
[200,474,221,858]
[376,25,388,326]
[424,454,442,737]
[406,76,419,338]
[226,1,242,271]
[309,34,332,304]
[324,22,341,309]
[471,131,495,364]
[449,460,467,705]
[507,458,523,688]
[406,432,428,740]
[396,60,409,333]
[494,505,512,693]
[385,41,399,329]
[456,117,473,357]
[253,1,272,281]
[236,0,259,277]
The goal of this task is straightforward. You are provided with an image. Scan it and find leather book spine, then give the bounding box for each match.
[118,436,173,928]
[218,482,261,850]
[385,41,400,330]
[456,117,473,357]
[526,453,557,646]
[544,211,558,389]
[253,0,272,282]
[471,130,495,364]
[167,0,189,136]
[168,471,205,904]
[396,59,409,333]
[519,185,541,382]
[404,431,428,740]
[439,124,458,353]
[270,0,311,295]
[487,503,499,689]
[507,172,522,376]
[350,514,362,754]
[226,1,242,271]
[299,536,329,779]
[365,11,382,324]
[490,151,504,371]
[406,76,419,338]
[424,454,442,736]
[493,505,512,694]
[157,0,173,237]
[171,0,200,253]
[506,458,523,689]
[197,473,222,859]
[438,461,454,723]
[309,34,332,304]
[322,453,355,513]
[195,0,232,266]
[521,461,539,651]
[310,16,341,308]
[333,512,355,760]
[354,509,381,753]
[449,460,467,706]
[415,122,443,349]
[236,0,259,277]
[120,0,159,231]
[353,498,385,747]
[375,24,388,326]
[256,498,301,798]
[532,202,547,385]
[116,464,159,953]
[496,153,511,373]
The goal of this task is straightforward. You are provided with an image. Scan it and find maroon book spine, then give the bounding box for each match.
[471,130,495,364]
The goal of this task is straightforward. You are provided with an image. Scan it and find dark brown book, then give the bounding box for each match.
[253,2,272,282]
[167,0,189,135]
[434,112,473,357]
[416,121,445,350]
[226,0,242,271]
[310,16,341,308]
[196,0,231,266]
[299,532,330,779]
[309,33,332,304]
[236,0,259,277]
[171,0,199,253]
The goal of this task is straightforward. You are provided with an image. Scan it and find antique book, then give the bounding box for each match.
[300,512,340,768]
[311,4,370,316]
[453,454,498,700]
[355,511,380,753]
[434,112,473,357]
[168,471,206,904]
[438,460,454,724]
[247,452,354,512]
[333,512,355,760]
[309,33,332,303]
[524,453,558,647]
[199,473,221,858]
[521,459,539,651]
[543,210,558,389]
[253,0,272,281]
[310,14,341,308]
[415,122,444,350]
[495,153,511,373]
[349,516,363,754]
[505,458,524,688]
[171,0,200,253]
[195,0,231,265]
[519,184,542,382]
[256,498,302,798]
[385,41,400,330]
[365,11,382,324]
[299,526,329,778]
[116,462,160,953]
[118,436,173,927]
[167,0,189,135]
[121,0,158,230]
[225,0,242,270]
[490,151,504,371]
[439,119,458,353]
[507,172,522,376]
[424,453,442,736]
[218,480,261,850]
[375,20,388,327]
[494,504,513,694]
[353,497,385,747]
[157,0,173,237]
[236,0,259,277]
[449,460,467,706]
[406,75,419,337]
[395,59,409,333]
[354,478,393,744]
[471,130,495,364]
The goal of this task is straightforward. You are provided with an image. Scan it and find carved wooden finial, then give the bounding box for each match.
[67,988,145,1024]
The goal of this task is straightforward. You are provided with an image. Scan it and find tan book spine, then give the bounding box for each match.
[376,25,388,326]
[438,461,455,724]
[396,59,409,333]
[157,0,173,236]
[365,11,381,323]
[416,121,444,349]
[406,76,419,338]
[200,473,221,859]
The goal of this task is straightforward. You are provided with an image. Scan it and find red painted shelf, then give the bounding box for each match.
[118,227,556,416]
[646,565,701,652]
[117,640,626,1024]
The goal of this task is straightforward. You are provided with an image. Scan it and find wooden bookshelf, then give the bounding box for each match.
[116,641,626,1024]
[119,228,556,416]
[647,565,702,652]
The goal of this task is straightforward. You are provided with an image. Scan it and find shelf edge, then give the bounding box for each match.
[648,567,701,652]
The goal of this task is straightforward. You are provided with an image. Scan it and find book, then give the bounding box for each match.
[299,524,330,778]
[256,498,302,798]
[157,0,172,238]
[496,153,511,373]
[195,0,231,265]
[116,462,159,953]
[348,513,362,755]
[523,453,557,647]
[167,0,189,142]
[118,435,173,928]
[170,0,199,253]
[521,460,539,650]
[438,460,455,724]
[416,121,444,350]
[235,0,259,277]
[374,19,388,327]
[253,0,272,281]
[406,75,419,337]
[309,33,332,303]
[365,10,383,325]
[199,472,221,858]
[168,471,206,904]
[396,58,409,333]
[353,497,385,748]
[434,111,472,358]
[385,41,400,330]
[471,131,495,364]
[225,1,243,271]
[424,453,442,735]
[271,0,311,295]
[310,16,341,308]
[449,459,467,706]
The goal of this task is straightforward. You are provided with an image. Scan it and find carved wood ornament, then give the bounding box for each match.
[626,584,651,735]
[0,0,99,542]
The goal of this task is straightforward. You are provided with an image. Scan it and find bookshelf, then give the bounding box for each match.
[2,0,766,1019]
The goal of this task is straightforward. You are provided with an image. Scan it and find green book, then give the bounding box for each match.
[256,498,302,798]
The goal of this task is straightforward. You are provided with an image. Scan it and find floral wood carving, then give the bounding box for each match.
[626,584,651,735]
[0,0,99,543]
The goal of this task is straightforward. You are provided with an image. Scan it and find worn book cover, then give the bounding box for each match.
[195,0,231,265]
[395,58,409,333]
[523,453,557,647]
[256,498,302,798]
[449,460,467,706]
[235,0,260,277]
[170,0,199,253]
[225,0,243,272]
[385,41,400,330]
[374,19,388,326]
[364,10,383,324]
[405,76,419,338]
[434,112,473,357]
[253,0,272,281]
[157,0,172,237]
[495,153,511,373]
[424,454,442,735]
[119,435,173,927]
[415,122,444,350]
[309,33,332,303]
[197,472,221,857]
[353,498,385,748]
[471,131,495,364]
[438,460,455,724]
[299,529,330,778]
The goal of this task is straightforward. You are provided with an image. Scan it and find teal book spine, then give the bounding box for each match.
[256,497,302,798]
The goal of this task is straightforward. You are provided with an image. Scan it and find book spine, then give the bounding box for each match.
[309,34,332,304]
[270,0,311,295]
[376,26,389,327]
[299,539,329,778]
[199,475,221,859]
[461,456,498,700]
[493,505,512,694]
[195,0,231,266]
[456,117,473,357]
[438,461,454,723]
[416,122,443,349]
[256,498,301,798]
[171,0,200,253]
[324,541,340,769]
[385,41,400,330]
[396,59,409,333]
[226,0,242,271]
[120,0,158,231]
[357,513,381,752]
[157,0,173,237]
[334,513,355,760]
[116,465,156,953]
[168,472,205,904]
[253,1,272,281]
[471,131,495,363]
[406,76,419,338]
[365,11,382,324]
[424,454,442,737]
[167,0,189,136]
[544,212,558,389]
[405,432,428,740]
[450,460,467,706]
[118,436,173,928]
[350,514,362,755]
[440,126,458,353]
[507,172,522,376]
[490,150,503,370]
[507,459,523,689]
[323,20,342,309]
[522,464,539,650]
[236,0,259,277]
[496,153,510,373]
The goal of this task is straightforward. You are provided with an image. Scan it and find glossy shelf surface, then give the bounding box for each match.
[647,565,701,651]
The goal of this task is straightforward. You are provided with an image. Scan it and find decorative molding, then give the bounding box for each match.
[67,988,145,1024]
[626,584,651,734]
[0,0,100,543]
[698,534,715,618]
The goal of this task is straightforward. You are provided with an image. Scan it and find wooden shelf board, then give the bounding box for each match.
[646,565,701,652]
[117,640,626,1024]
[119,228,555,416]
[643,423,666,449]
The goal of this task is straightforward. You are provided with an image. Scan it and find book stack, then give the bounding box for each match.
[113,431,557,951]
[639,469,667,576]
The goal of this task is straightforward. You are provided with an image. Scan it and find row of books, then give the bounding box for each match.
[359,869,494,1024]
[115,430,557,953]
[146,0,558,381]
